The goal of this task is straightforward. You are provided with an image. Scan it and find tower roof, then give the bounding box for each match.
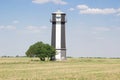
[52,10,65,14]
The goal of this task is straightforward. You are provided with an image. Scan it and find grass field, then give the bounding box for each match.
[0,57,120,80]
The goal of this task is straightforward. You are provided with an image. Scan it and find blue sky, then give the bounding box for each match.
[0,0,120,57]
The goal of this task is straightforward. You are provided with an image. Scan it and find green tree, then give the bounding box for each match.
[26,42,56,61]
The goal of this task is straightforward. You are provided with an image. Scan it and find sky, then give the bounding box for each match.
[0,0,120,57]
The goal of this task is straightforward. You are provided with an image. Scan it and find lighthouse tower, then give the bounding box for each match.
[51,10,67,61]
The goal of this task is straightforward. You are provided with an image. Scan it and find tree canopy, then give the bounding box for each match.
[26,42,56,61]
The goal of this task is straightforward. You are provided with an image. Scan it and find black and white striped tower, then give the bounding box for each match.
[51,10,66,61]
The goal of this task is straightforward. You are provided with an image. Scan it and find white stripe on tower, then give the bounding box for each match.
[56,14,61,49]
[55,14,61,60]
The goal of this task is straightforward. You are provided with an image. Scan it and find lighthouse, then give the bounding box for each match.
[51,10,67,61]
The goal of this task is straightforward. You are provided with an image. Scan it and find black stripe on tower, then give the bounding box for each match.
[61,14,66,49]
[52,14,56,22]
[51,14,56,48]
[61,23,66,49]
[61,14,66,23]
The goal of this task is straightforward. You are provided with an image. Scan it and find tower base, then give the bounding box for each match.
[55,49,66,61]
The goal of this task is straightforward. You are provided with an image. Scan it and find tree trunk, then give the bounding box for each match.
[50,56,55,61]
[40,57,45,61]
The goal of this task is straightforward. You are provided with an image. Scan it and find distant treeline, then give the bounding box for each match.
[1,56,120,59]
[0,55,26,58]
[67,56,120,59]
[79,57,120,59]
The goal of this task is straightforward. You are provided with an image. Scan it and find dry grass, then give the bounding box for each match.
[0,57,120,80]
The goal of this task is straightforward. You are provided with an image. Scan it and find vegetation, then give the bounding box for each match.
[0,57,120,80]
[26,42,56,61]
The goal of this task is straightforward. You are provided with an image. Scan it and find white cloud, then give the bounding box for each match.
[80,8,116,14]
[13,20,19,24]
[117,8,120,16]
[117,13,120,16]
[77,5,88,10]
[32,0,50,4]
[93,27,111,32]
[113,26,120,30]
[0,26,4,30]
[68,8,75,11]
[25,26,48,33]
[77,4,120,15]
[6,25,16,30]
[96,37,104,40]
[32,0,67,5]
[0,25,16,30]
[92,27,111,35]
[91,27,111,40]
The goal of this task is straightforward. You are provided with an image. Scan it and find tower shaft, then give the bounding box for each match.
[51,10,66,61]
